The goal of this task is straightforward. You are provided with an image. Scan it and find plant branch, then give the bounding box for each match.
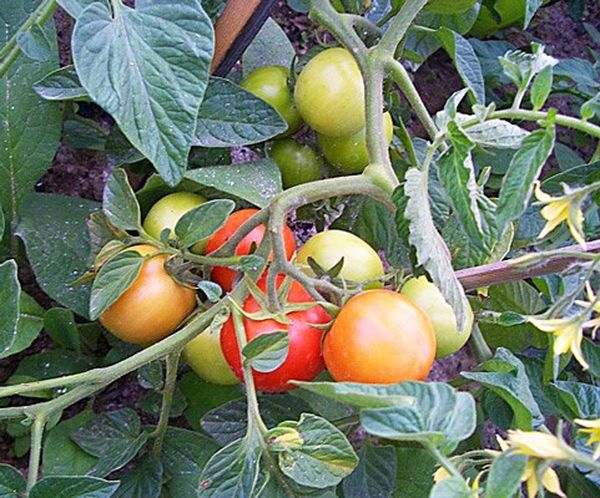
[26,415,46,493]
[424,442,463,480]
[378,0,428,56]
[0,0,58,79]
[152,350,181,456]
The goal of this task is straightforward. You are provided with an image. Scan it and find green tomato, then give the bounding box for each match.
[143,192,206,251]
[269,139,323,188]
[294,48,365,137]
[470,0,550,37]
[184,329,240,385]
[318,112,393,174]
[296,230,384,289]
[400,276,473,359]
[240,66,303,136]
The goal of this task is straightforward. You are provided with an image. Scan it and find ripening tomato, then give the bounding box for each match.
[240,66,303,136]
[220,279,331,392]
[324,290,436,383]
[294,48,365,137]
[184,329,240,385]
[205,209,296,292]
[143,192,207,252]
[400,276,473,359]
[269,139,323,188]
[296,230,384,288]
[318,112,394,174]
[100,245,197,344]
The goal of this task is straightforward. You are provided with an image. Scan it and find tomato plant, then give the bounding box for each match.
[240,65,303,135]
[99,245,197,344]
[2,0,600,496]
[324,290,436,383]
[296,229,385,287]
[220,279,330,392]
[268,138,323,188]
[205,208,296,292]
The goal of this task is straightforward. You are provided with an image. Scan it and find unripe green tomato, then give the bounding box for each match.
[470,0,550,38]
[318,112,393,174]
[143,192,207,252]
[184,329,240,385]
[297,230,384,289]
[240,66,303,136]
[269,139,323,188]
[294,48,365,137]
[400,276,473,359]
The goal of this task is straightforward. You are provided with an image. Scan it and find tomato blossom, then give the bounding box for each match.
[534,182,586,248]
[528,315,588,370]
[574,418,600,460]
[506,430,569,460]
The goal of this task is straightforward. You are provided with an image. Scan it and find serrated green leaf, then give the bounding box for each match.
[465,120,530,149]
[242,18,295,76]
[499,43,558,92]
[17,193,99,318]
[399,167,471,332]
[73,0,213,185]
[44,308,80,353]
[437,28,485,104]
[531,64,553,111]
[185,160,282,208]
[342,442,396,498]
[524,0,544,28]
[496,125,555,232]
[0,260,20,356]
[551,381,600,419]
[462,348,544,429]
[102,170,142,232]
[1,4,61,243]
[89,250,145,320]
[175,199,235,248]
[273,414,358,489]
[29,477,119,498]
[485,451,527,498]
[194,77,287,147]
[112,455,162,498]
[242,331,289,373]
[72,408,147,478]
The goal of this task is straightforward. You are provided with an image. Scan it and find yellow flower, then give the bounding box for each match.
[534,182,586,248]
[432,466,480,494]
[521,462,566,498]
[528,316,588,370]
[575,418,600,460]
[506,430,569,460]
[575,282,600,337]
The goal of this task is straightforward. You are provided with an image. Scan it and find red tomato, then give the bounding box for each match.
[205,209,296,292]
[220,279,330,392]
[323,290,436,384]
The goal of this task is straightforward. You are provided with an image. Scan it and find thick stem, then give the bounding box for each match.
[377,0,428,56]
[26,416,46,494]
[152,350,181,456]
[0,0,58,79]
[210,209,269,258]
[386,58,438,141]
[424,442,463,480]
[469,324,493,363]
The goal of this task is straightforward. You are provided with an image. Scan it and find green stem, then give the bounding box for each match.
[424,442,463,480]
[377,0,428,56]
[469,324,493,363]
[26,415,46,494]
[386,58,439,141]
[152,350,181,456]
[0,0,57,79]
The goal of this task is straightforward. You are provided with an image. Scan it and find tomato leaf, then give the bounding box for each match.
[198,281,223,302]
[72,0,213,185]
[242,331,289,373]
[89,250,145,320]
[44,308,81,353]
[342,442,397,498]
[29,477,119,498]
[485,451,528,498]
[242,18,295,76]
[268,414,358,489]
[0,464,25,498]
[462,348,544,430]
[530,64,553,111]
[112,455,163,498]
[16,22,53,62]
[185,160,282,208]
[0,292,45,360]
[71,408,148,478]
[175,199,235,248]
[0,260,20,356]
[17,193,99,318]
[496,123,555,238]
[550,381,600,420]
[396,167,472,333]
[429,476,472,498]
[57,0,99,19]
[160,427,219,498]
[194,77,288,147]
[464,119,530,149]
[103,170,142,232]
